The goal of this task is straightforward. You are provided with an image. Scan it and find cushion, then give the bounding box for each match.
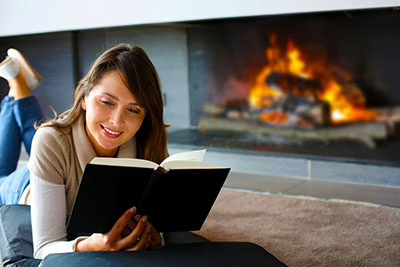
[0,205,284,266]
[41,242,285,267]
[164,231,209,245]
[0,205,40,266]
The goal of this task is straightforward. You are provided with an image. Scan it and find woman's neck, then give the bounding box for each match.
[96,147,119,158]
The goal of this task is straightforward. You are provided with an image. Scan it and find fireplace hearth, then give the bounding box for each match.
[170,7,400,166]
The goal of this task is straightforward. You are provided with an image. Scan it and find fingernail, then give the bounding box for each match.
[129,207,136,214]
[141,215,148,223]
[146,225,152,233]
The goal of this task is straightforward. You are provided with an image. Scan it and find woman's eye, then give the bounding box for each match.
[100,99,114,106]
[127,107,140,114]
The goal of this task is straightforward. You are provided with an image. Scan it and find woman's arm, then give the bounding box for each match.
[30,174,88,259]
[31,174,162,257]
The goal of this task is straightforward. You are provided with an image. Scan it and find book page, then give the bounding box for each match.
[161,149,206,165]
[90,149,207,170]
[162,160,222,170]
[90,157,158,169]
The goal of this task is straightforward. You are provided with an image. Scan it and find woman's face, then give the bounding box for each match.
[82,70,146,157]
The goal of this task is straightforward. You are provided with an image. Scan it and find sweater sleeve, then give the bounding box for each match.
[27,127,70,185]
[30,174,87,259]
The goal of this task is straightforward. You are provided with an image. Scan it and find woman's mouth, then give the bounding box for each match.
[101,125,123,138]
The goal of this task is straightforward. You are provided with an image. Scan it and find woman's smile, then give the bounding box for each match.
[101,125,123,138]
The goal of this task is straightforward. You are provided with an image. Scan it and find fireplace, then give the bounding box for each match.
[168,7,400,166]
[1,4,399,186]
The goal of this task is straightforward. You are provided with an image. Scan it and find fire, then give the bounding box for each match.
[287,41,309,77]
[249,34,377,125]
[318,81,377,123]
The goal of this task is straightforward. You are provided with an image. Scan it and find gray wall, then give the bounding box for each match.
[0,32,75,118]
[0,26,191,128]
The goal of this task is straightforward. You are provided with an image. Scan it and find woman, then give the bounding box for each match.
[0,48,43,204]
[0,44,168,259]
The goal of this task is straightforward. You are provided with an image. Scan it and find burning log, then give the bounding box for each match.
[260,96,331,126]
[376,106,400,135]
[295,101,331,126]
[203,100,330,126]
[266,71,322,99]
[203,102,252,120]
[198,117,390,148]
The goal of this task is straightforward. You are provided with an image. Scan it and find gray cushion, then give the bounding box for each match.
[0,205,284,266]
[41,242,285,267]
[0,205,40,266]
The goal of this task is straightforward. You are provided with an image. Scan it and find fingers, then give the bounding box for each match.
[103,207,159,252]
[133,216,162,250]
[121,219,137,238]
[107,207,137,245]
[127,218,137,231]
[118,215,149,249]
[121,228,130,238]
[125,225,152,251]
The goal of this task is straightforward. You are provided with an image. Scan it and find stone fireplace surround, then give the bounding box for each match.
[1,1,399,188]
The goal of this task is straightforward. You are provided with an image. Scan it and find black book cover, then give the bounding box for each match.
[66,164,230,234]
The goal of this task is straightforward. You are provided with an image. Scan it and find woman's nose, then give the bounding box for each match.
[110,108,125,126]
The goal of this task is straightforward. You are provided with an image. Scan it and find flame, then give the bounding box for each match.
[287,41,310,77]
[249,34,376,125]
[249,68,282,107]
[318,80,377,123]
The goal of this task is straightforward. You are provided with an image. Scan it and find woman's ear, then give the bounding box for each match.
[81,97,87,110]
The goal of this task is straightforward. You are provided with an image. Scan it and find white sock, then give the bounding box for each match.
[0,57,20,79]
[7,48,42,90]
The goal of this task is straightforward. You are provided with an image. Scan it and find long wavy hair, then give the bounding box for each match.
[41,44,168,164]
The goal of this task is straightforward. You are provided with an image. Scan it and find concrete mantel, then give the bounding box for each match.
[0,0,399,37]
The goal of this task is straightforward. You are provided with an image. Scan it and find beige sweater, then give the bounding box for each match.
[27,114,137,214]
[26,114,137,259]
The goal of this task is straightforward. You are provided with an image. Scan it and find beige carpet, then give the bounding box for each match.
[195,188,400,267]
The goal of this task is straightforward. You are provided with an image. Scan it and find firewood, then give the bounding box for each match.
[263,97,331,126]
[198,117,389,148]
[203,103,226,117]
[204,100,331,126]
[376,106,400,135]
[296,101,331,126]
[266,71,322,99]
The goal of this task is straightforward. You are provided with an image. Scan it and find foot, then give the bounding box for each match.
[0,57,19,80]
[7,48,42,90]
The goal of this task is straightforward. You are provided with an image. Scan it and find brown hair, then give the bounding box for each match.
[41,44,168,164]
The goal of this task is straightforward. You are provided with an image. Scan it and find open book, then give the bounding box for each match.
[90,149,220,171]
[66,150,230,234]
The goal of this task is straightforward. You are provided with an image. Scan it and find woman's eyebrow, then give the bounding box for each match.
[102,92,140,106]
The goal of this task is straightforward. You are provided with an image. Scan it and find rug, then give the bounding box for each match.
[195,188,400,266]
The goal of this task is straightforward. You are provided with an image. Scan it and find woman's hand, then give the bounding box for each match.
[130,214,163,250]
[75,207,161,252]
